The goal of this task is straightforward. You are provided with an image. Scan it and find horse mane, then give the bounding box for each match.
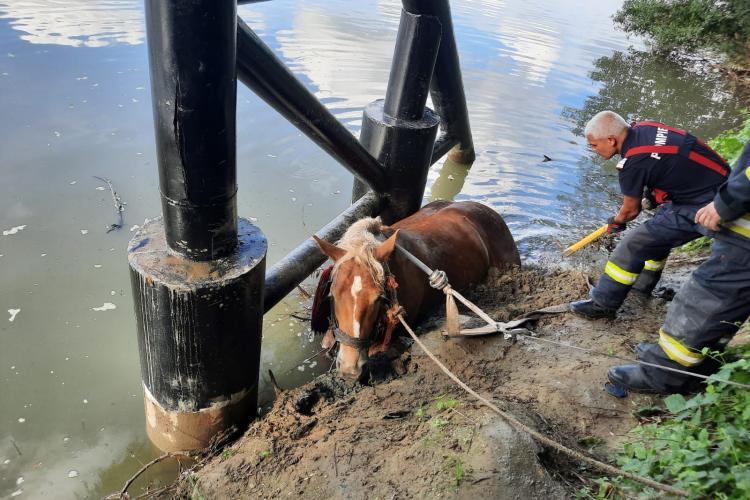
[334,217,386,285]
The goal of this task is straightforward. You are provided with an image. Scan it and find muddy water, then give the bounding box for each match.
[0,0,747,497]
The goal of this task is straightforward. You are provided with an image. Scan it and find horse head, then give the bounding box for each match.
[313,227,400,380]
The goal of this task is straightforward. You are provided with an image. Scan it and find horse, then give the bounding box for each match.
[312,200,520,379]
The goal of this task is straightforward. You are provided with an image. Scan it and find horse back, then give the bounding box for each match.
[387,201,519,322]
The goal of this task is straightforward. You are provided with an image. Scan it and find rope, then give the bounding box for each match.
[511,331,750,391]
[393,243,750,390]
[396,313,689,496]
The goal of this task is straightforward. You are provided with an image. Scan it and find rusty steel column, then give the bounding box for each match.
[128,0,267,452]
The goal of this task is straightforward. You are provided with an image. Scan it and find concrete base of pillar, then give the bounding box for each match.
[447,144,475,165]
[143,386,253,452]
[129,216,266,452]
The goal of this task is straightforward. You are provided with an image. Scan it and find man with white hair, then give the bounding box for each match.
[570,110,730,319]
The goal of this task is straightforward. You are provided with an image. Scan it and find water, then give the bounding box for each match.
[0,0,747,497]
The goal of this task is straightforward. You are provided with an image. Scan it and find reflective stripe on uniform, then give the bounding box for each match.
[643,259,667,272]
[745,165,750,182]
[658,329,704,367]
[604,261,638,285]
[726,214,750,239]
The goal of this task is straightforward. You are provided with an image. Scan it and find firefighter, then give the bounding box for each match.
[608,140,750,394]
[570,110,731,319]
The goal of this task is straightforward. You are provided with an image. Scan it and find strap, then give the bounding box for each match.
[634,121,728,164]
[624,145,728,177]
[332,325,373,349]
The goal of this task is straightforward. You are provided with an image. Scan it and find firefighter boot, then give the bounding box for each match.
[569,299,616,320]
[607,364,662,394]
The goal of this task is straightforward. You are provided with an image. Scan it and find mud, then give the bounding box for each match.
[174,257,701,499]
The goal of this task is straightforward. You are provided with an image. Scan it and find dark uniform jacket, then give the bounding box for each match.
[617,121,729,207]
[712,141,750,251]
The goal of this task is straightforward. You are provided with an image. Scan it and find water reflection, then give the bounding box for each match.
[562,48,748,139]
[0,0,144,47]
[428,159,470,202]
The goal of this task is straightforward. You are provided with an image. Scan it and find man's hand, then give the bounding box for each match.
[695,202,722,231]
[606,216,627,234]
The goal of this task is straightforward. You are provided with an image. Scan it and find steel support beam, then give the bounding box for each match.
[263,191,383,312]
[236,19,388,193]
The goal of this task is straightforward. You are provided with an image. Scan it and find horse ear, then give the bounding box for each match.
[313,235,346,262]
[374,229,399,263]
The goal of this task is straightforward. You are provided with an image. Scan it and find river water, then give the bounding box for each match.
[0,0,747,497]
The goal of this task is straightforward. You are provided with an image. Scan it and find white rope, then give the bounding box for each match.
[396,313,688,496]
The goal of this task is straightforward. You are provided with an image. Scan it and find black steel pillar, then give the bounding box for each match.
[352,8,442,222]
[404,0,475,164]
[129,0,267,452]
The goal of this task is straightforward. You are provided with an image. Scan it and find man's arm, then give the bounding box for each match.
[698,142,750,231]
[613,195,642,224]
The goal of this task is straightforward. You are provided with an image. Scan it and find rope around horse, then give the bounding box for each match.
[394,243,750,390]
[392,244,692,495]
[396,313,688,496]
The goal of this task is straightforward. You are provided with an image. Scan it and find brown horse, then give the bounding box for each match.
[313,200,520,379]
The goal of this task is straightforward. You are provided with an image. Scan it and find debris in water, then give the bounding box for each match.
[63,437,70,442]
[17,418,25,423]
[93,265,102,268]
[69,180,77,185]
[129,225,139,232]
[92,303,116,312]
[83,399,88,404]
[40,254,46,257]
[11,489,22,497]
[8,309,20,322]
[3,225,27,236]
[542,154,552,162]
[53,131,61,137]
[80,229,89,235]
[297,366,305,372]
[447,174,455,180]
[16,477,23,485]
[67,470,79,478]
[96,186,105,191]
[3,459,10,464]
[76,76,88,80]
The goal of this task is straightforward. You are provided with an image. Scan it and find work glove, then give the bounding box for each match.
[606,216,626,234]
[642,189,657,211]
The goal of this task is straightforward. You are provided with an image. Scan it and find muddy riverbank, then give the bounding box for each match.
[162,253,702,499]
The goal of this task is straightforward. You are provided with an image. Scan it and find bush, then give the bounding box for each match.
[607,341,750,498]
[614,0,750,63]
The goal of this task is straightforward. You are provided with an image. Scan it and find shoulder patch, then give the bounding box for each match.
[616,158,627,170]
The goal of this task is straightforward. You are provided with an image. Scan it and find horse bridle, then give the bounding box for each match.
[328,260,400,351]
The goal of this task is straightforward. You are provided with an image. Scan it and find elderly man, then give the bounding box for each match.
[570,110,731,319]
[608,140,750,394]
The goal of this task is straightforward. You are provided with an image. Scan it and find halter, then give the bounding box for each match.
[328,260,400,351]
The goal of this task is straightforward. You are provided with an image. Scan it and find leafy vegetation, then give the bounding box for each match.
[592,338,750,498]
[614,0,750,64]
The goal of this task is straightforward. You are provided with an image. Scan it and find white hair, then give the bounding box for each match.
[584,110,629,140]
